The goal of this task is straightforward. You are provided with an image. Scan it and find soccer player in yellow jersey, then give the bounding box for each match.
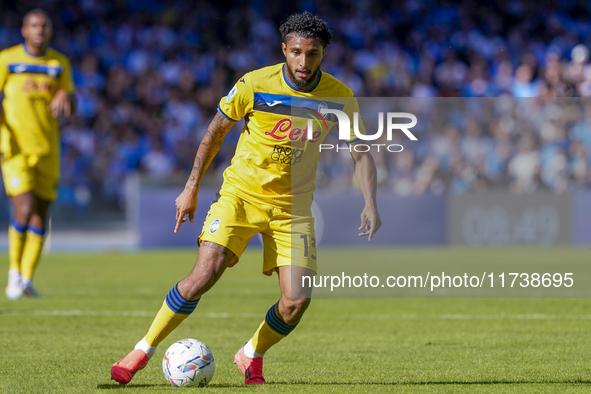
[0,9,75,300]
[112,12,381,385]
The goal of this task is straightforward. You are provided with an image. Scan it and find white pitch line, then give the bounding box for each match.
[0,310,260,318]
[349,313,591,320]
[2,310,591,320]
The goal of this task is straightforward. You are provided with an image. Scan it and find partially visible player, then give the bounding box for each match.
[111,11,381,385]
[0,9,76,299]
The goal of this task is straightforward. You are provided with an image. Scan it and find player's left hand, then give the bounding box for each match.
[49,89,71,117]
[358,205,382,241]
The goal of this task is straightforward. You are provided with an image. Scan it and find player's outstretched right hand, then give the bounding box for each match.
[174,188,198,233]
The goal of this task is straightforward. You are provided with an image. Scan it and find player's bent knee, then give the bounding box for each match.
[178,245,234,301]
[14,201,33,222]
[179,271,218,301]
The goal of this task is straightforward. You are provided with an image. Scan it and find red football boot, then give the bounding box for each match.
[234,346,266,384]
[111,349,150,384]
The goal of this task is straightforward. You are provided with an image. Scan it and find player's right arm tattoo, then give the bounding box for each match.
[186,113,234,190]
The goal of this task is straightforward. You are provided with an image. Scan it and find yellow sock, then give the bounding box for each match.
[251,304,297,355]
[145,301,191,346]
[8,220,27,272]
[251,319,287,354]
[145,284,199,347]
[20,229,44,282]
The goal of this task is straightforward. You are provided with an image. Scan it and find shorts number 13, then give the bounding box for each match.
[299,234,316,260]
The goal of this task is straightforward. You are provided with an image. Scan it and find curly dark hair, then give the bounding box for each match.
[23,8,50,25]
[279,11,332,48]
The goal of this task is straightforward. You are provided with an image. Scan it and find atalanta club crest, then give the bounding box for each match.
[209,219,220,234]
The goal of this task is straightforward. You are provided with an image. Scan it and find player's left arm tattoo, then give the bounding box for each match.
[186,113,235,190]
[350,149,382,240]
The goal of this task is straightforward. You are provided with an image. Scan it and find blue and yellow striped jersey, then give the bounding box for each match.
[0,44,75,157]
[218,63,363,209]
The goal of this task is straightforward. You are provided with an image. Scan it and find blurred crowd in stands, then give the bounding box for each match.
[1,0,591,213]
[318,97,591,197]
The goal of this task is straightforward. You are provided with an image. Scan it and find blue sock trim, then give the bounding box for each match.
[10,219,26,233]
[27,224,45,235]
[265,303,297,336]
[165,284,199,315]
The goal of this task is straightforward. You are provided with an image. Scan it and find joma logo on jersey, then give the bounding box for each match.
[265,118,322,143]
[271,145,303,165]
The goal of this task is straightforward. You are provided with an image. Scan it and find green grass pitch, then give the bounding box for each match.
[1,247,591,393]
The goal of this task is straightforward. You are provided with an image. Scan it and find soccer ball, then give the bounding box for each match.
[162,338,215,387]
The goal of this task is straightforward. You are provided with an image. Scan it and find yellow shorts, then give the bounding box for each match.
[199,191,317,276]
[1,153,59,201]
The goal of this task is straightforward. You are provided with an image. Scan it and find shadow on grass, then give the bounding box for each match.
[96,383,245,389]
[271,380,591,386]
[97,380,591,389]
[97,383,171,390]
